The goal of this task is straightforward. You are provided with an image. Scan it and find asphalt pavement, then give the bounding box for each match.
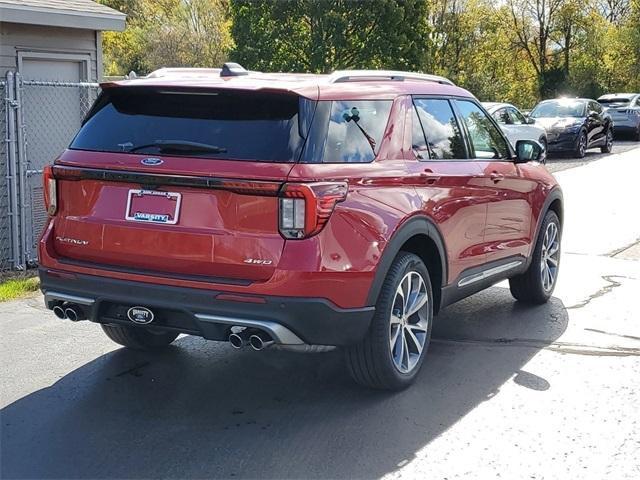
[1,143,639,479]
[545,139,638,173]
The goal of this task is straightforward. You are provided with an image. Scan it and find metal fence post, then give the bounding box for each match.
[14,72,29,267]
[4,71,22,270]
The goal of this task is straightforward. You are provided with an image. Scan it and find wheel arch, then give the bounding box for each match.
[526,187,563,269]
[366,216,447,313]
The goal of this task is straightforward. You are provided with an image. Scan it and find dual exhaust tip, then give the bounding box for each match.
[52,303,85,322]
[229,330,274,351]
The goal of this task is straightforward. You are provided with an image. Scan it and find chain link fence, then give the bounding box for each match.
[0,73,99,271]
[0,78,12,271]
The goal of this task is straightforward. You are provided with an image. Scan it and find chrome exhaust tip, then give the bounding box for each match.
[249,333,274,351]
[64,304,85,322]
[228,332,246,349]
[52,305,66,319]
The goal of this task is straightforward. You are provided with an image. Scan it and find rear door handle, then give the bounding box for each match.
[419,169,441,185]
[490,172,504,183]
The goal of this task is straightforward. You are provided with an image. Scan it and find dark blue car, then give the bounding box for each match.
[529,98,613,158]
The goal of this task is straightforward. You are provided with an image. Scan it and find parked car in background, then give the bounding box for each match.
[597,93,640,141]
[39,65,563,391]
[483,102,548,152]
[529,98,613,158]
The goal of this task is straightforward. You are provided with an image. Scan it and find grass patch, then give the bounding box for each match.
[0,276,40,302]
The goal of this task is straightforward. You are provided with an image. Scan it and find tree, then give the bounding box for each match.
[555,0,587,78]
[507,0,566,97]
[597,0,631,23]
[229,0,430,73]
[98,0,233,76]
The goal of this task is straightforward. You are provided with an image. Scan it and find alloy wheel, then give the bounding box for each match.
[389,271,429,373]
[606,130,613,150]
[540,222,560,292]
[579,134,586,156]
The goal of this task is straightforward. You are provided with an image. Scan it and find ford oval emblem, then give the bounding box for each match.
[127,306,155,324]
[141,157,163,166]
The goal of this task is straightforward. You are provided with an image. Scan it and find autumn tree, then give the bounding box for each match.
[99,0,233,76]
[507,0,569,97]
[98,0,640,109]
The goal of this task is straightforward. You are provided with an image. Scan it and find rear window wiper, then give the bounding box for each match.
[125,140,227,154]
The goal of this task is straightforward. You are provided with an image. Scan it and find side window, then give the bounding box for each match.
[509,107,526,125]
[411,107,429,160]
[413,98,466,159]
[635,97,640,107]
[590,101,603,114]
[323,100,392,163]
[455,100,510,160]
[492,108,511,125]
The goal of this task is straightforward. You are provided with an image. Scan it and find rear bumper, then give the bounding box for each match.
[612,120,640,131]
[39,268,374,346]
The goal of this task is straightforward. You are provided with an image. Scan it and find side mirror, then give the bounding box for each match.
[588,111,599,118]
[526,116,536,124]
[515,139,545,164]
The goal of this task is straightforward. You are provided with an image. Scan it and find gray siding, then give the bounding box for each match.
[0,22,98,81]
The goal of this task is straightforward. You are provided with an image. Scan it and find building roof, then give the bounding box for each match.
[0,0,125,31]
[102,68,474,102]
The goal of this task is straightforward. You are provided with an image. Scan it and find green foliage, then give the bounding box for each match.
[98,0,233,76]
[99,0,639,108]
[229,0,430,72]
[0,276,39,302]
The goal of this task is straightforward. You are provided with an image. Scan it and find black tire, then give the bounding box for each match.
[573,130,587,158]
[101,324,179,350]
[539,136,547,153]
[509,210,561,304]
[600,127,613,153]
[346,252,433,390]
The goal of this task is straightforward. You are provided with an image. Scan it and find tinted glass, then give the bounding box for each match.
[71,88,311,162]
[411,107,430,160]
[455,100,510,159]
[531,100,586,118]
[598,97,632,105]
[493,108,512,125]
[317,100,392,163]
[509,107,526,124]
[413,99,466,159]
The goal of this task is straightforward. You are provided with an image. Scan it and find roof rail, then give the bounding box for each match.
[329,70,455,86]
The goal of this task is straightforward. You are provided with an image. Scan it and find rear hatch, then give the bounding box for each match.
[50,86,316,283]
[598,98,633,121]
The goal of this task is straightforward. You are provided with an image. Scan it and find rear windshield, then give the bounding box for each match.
[598,97,631,105]
[71,88,392,163]
[71,88,314,162]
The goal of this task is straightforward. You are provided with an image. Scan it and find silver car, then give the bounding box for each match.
[483,102,548,151]
[597,93,640,140]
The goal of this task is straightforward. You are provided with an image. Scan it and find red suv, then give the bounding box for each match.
[39,64,563,390]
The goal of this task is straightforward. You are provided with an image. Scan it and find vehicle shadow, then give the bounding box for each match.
[1,286,568,479]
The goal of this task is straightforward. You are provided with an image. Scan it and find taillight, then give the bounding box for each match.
[278,182,348,239]
[43,165,57,215]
